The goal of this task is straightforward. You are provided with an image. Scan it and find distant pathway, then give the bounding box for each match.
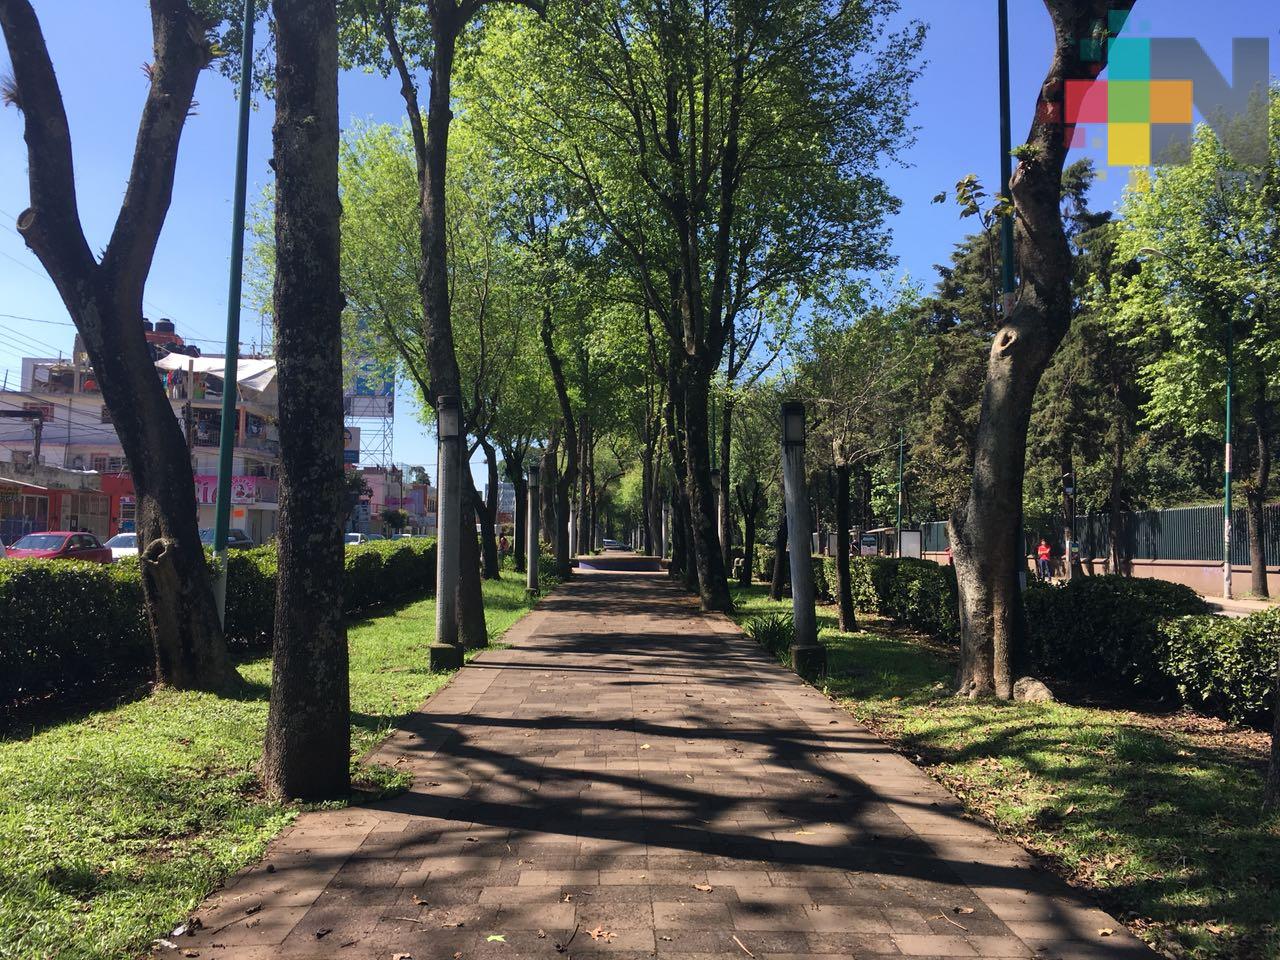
[175,570,1149,959]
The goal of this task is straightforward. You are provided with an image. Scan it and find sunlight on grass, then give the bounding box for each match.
[731,583,1280,960]
[0,576,542,960]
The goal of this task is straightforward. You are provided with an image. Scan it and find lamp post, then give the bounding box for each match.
[430,395,463,670]
[997,0,1016,314]
[780,401,823,680]
[526,462,540,594]
[895,428,905,557]
[1140,247,1236,599]
[212,0,256,625]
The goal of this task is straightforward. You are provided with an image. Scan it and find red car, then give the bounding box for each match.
[6,531,114,564]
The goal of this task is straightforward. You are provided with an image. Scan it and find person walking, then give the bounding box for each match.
[1036,538,1052,581]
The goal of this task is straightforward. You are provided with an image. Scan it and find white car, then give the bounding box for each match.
[104,533,139,561]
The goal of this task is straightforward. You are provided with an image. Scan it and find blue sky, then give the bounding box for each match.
[1,1,1277,472]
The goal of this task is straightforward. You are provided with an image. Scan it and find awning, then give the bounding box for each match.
[154,355,277,394]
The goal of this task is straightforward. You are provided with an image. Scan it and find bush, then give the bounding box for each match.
[1024,575,1209,690]
[0,560,150,708]
[811,556,830,601]
[1,538,439,709]
[745,612,794,655]
[820,556,879,613]
[854,556,959,640]
[754,544,777,583]
[1159,608,1280,724]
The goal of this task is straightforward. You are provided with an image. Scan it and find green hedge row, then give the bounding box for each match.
[1,539,439,709]
[1159,608,1280,724]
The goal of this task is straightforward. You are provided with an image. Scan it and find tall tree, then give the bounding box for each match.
[0,0,240,691]
[261,0,349,799]
[949,0,1135,699]
[464,0,921,612]
[1111,93,1279,598]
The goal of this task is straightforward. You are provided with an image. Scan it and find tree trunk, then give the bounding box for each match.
[950,0,1130,699]
[505,446,528,574]
[540,434,558,542]
[769,511,788,602]
[1266,677,1280,811]
[478,437,501,579]
[1107,431,1127,574]
[0,0,241,693]
[719,395,734,556]
[1246,401,1271,598]
[262,0,349,800]
[834,463,856,632]
[683,369,732,612]
[459,470,488,647]
[735,479,762,588]
[1060,447,1077,580]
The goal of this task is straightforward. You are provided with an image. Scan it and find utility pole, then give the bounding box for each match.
[997,0,1017,314]
[1223,312,1234,600]
[212,0,256,625]
[780,401,824,681]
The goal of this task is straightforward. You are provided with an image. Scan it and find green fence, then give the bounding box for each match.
[919,504,1280,564]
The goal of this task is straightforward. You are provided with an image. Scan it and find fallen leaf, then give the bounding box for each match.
[1099,928,1114,937]
[693,883,713,892]
[315,927,333,939]
[486,935,507,943]
[952,906,975,915]
[640,744,651,750]
[412,895,429,906]
[183,952,200,958]
[588,926,617,942]
[660,935,673,941]
[561,893,573,902]
[536,929,547,939]
[393,954,413,960]
[465,837,479,843]
[442,920,465,928]
[152,940,179,951]
[732,934,756,957]
[1205,923,1224,935]
[243,904,262,916]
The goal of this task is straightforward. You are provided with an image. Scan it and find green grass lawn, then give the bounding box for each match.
[0,576,541,960]
[732,584,1280,960]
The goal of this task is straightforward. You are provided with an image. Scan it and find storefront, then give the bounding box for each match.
[194,474,280,544]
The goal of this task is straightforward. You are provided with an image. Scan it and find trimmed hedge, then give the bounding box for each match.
[1,538,439,708]
[1159,608,1280,724]
[1024,575,1209,691]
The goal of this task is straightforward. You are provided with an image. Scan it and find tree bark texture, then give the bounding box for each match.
[1245,397,1271,598]
[834,463,856,632]
[478,437,501,579]
[460,470,489,647]
[0,0,240,692]
[769,511,788,602]
[719,395,735,556]
[684,370,732,611]
[950,0,1135,699]
[262,0,350,800]
[735,479,764,588]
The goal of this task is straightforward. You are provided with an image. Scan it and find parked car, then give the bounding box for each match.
[345,532,376,545]
[0,539,8,558]
[104,532,139,561]
[601,539,626,551]
[7,531,113,563]
[198,528,257,550]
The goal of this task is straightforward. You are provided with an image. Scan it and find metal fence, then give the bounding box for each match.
[919,504,1280,564]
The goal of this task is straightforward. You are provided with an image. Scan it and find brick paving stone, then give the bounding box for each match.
[167,570,1148,959]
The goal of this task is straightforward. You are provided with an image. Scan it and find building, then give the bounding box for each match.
[0,321,283,543]
[350,466,436,536]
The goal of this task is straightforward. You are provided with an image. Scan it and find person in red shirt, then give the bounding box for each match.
[1036,538,1052,580]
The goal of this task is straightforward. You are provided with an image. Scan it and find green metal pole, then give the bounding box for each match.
[997,0,1016,306]
[1223,312,1233,600]
[212,0,256,625]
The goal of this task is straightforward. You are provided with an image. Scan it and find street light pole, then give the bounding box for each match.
[430,395,463,670]
[212,0,256,625]
[895,428,904,558]
[780,401,824,680]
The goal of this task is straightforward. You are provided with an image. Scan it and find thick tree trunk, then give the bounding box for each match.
[1266,682,1280,812]
[951,0,1132,699]
[0,0,239,693]
[834,463,856,632]
[504,446,528,574]
[478,438,501,579]
[683,370,732,611]
[262,0,349,800]
[769,511,788,602]
[735,479,762,588]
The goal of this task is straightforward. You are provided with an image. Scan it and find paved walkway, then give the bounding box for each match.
[175,571,1149,960]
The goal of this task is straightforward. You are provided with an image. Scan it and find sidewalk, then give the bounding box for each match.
[170,571,1149,959]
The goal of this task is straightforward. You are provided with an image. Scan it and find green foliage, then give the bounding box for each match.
[1024,575,1209,690]
[1159,609,1280,724]
[0,540,438,709]
[857,557,959,641]
[744,612,795,656]
[810,556,830,601]
[754,544,778,583]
